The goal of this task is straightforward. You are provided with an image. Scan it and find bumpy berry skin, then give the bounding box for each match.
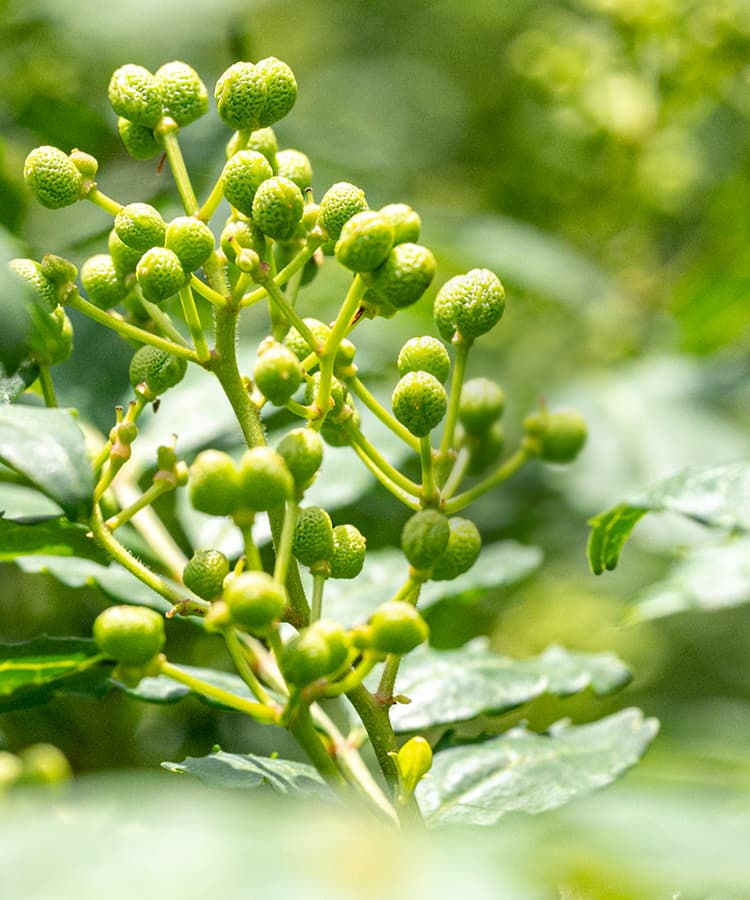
[117,117,161,160]
[221,216,266,263]
[256,57,298,127]
[155,61,208,127]
[115,203,166,252]
[330,524,366,579]
[23,146,84,209]
[165,216,214,272]
[524,409,587,463]
[129,344,187,396]
[69,150,98,179]
[335,211,394,273]
[239,447,294,510]
[284,318,330,361]
[281,619,349,686]
[276,149,312,191]
[319,182,368,242]
[81,254,127,309]
[93,605,165,666]
[221,150,274,217]
[215,62,267,132]
[379,203,421,245]
[398,336,450,384]
[276,427,324,490]
[188,450,242,517]
[459,377,506,435]
[183,549,230,601]
[305,372,349,421]
[293,506,334,567]
[370,602,429,655]
[366,243,436,310]
[251,175,304,242]
[40,254,77,288]
[245,127,278,170]
[253,339,303,405]
[223,571,287,632]
[136,247,186,304]
[9,258,57,312]
[108,64,163,128]
[431,517,482,581]
[401,509,451,570]
[434,268,505,342]
[392,371,447,438]
[108,229,143,277]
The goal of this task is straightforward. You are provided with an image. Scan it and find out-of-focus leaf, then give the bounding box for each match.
[0,361,38,404]
[117,664,256,707]
[417,708,658,826]
[0,516,107,561]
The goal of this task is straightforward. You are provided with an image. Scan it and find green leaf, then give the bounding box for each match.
[162,750,336,800]
[0,405,94,520]
[587,503,648,575]
[0,516,107,561]
[0,361,38,405]
[391,641,632,733]
[417,708,658,826]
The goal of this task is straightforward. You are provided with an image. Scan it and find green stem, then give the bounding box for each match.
[325,653,378,697]
[37,366,57,408]
[159,660,277,722]
[349,441,420,511]
[223,628,272,704]
[346,424,421,497]
[444,445,531,514]
[137,292,189,346]
[190,274,228,308]
[105,479,171,531]
[310,572,326,623]
[348,377,420,452]
[288,705,346,787]
[178,285,211,363]
[197,176,225,223]
[346,686,400,790]
[230,270,253,304]
[376,581,423,703]
[239,241,320,309]
[234,513,263,571]
[159,128,199,215]
[273,499,297,587]
[442,446,470,499]
[85,188,122,217]
[437,338,471,482]
[419,435,437,506]
[261,276,317,350]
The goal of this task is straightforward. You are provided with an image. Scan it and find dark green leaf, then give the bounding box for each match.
[417,708,658,826]
[0,516,107,561]
[0,405,94,520]
[587,503,648,574]
[0,361,39,405]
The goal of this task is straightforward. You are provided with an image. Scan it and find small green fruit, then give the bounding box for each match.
[401,509,451,570]
[431,517,481,581]
[108,64,163,128]
[251,175,304,242]
[281,619,349,686]
[253,339,303,406]
[379,203,421,245]
[221,149,274,217]
[305,371,349,421]
[335,211,394,272]
[459,377,506,435]
[245,127,278,170]
[23,146,84,209]
[293,506,334,567]
[239,446,294,510]
[276,148,312,191]
[434,268,505,342]
[93,604,165,666]
[284,318,330,361]
[115,203,166,252]
[524,409,587,463]
[108,229,143,277]
[392,371,447,438]
[80,254,127,309]
[69,149,98,179]
[276,427,324,490]
[17,744,71,786]
[128,344,187,397]
[397,336,450,384]
[370,601,429,655]
[189,450,242,516]
[215,62,267,132]
[223,571,287,632]
[220,216,266,263]
[9,258,57,312]
[40,254,77,288]
[183,549,230,600]
[330,524,366,579]
[136,247,186,304]
[118,117,161,160]
[155,61,208,127]
[256,57,298,127]
[366,243,436,310]
[165,216,214,272]
[319,182,369,241]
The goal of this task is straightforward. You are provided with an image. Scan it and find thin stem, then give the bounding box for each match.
[230,270,253,304]
[273,499,297,587]
[349,441,420,511]
[178,285,211,363]
[442,446,470,499]
[223,627,272,704]
[37,366,57,408]
[85,188,122,217]
[105,479,171,531]
[346,424,421,497]
[349,377,420,453]
[444,445,531,514]
[261,276,317,350]
[138,292,190,346]
[235,514,263,571]
[324,653,378,697]
[197,176,225,223]
[159,660,277,723]
[191,274,228,309]
[159,128,199,214]
[376,581,423,704]
[419,435,437,505]
[239,241,321,309]
[310,572,326,623]
[288,705,346,787]
[437,339,471,482]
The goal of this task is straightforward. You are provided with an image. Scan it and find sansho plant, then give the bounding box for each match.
[0,57,657,825]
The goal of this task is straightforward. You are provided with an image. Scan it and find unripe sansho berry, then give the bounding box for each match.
[330,524,366,579]
[118,117,161,160]
[434,268,505,342]
[221,150,274,217]
[81,254,127,309]
[23,146,84,209]
[281,619,349,686]
[379,203,421,245]
[335,211,394,273]
[256,57,298,127]
[40,254,77,288]
[398,336,450,384]
[251,175,304,242]
[155,61,208,127]
[284,318,330,361]
[239,447,294,510]
[136,247,186,304]
[108,64,163,128]
[165,217,214,272]
[459,377,506,435]
[9,259,57,312]
[276,427,324,489]
[392,371,447,438]
[370,601,429,656]
[305,372,349,421]
[276,149,312,191]
[245,127,278,170]
[319,182,368,241]
[129,345,187,396]
[93,605,165,666]
[221,216,266,263]
[17,743,71,787]
[215,62,267,132]
[189,450,242,516]
[183,549,230,601]
[366,243,436,310]
[69,149,98,179]
[253,340,303,406]
[401,509,451,570]
[223,571,287,632]
[524,409,587,464]
[431,517,482,581]
[293,506,334,567]
[115,203,166,252]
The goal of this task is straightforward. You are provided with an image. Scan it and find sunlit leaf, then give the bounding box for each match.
[0,516,107,562]
[0,361,38,405]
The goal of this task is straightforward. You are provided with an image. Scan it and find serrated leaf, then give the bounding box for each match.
[162,750,336,800]
[0,405,94,520]
[390,641,632,733]
[0,516,107,561]
[588,461,750,574]
[417,708,658,826]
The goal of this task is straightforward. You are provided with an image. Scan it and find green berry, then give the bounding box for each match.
[17,743,71,786]
[305,371,349,421]
[28,307,73,366]
[434,268,505,342]
[319,182,368,241]
[431,517,482,581]
[330,524,366,579]
[284,318,330,361]
[276,427,324,490]
[392,371,447,438]
[136,247,186,304]
[462,421,505,476]
[220,216,266,263]
[118,117,160,160]
[276,149,313,191]
[128,344,187,397]
[281,619,349,686]
[524,409,587,464]
[81,254,127,309]
[9,258,57,312]
[253,339,303,405]
[335,211,394,273]
[370,601,429,655]
[366,243,436,310]
[155,61,208,127]
[223,571,286,632]
[215,62,267,132]
[256,57,298,127]
[245,127,278,170]
[293,506,334,567]
[189,450,242,516]
[93,604,165,666]
[379,203,421,245]
[239,446,294,510]
[23,146,84,209]
[69,149,98,179]
[108,64,163,128]
[108,229,143,277]
[401,509,451,570]
[165,216,214,272]
[183,549,230,601]
[251,175,304,242]
[397,336,450,384]
[221,149,274,217]
[459,377,506,435]
[115,203,166,252]
[40,254,77,288]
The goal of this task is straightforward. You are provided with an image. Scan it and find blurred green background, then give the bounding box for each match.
[2,0,750,887]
